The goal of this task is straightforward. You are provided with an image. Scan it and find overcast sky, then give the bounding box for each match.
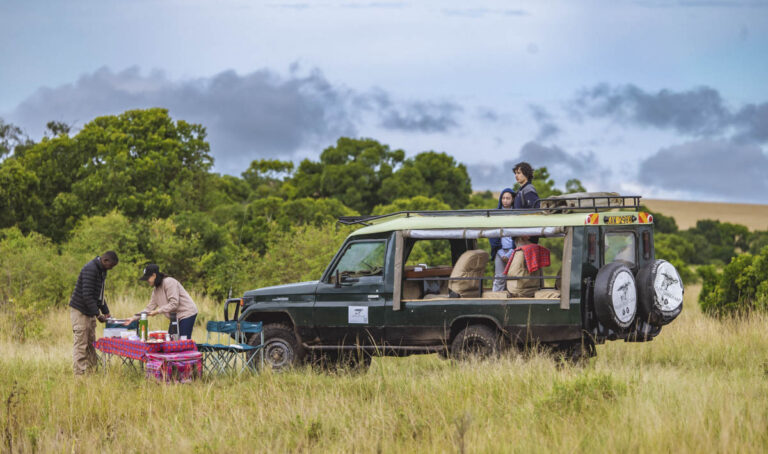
[2,0,767,203]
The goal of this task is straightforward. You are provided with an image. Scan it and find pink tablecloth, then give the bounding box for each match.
[93,338,197,361]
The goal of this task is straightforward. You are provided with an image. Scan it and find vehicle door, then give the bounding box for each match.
[314,238,389,346]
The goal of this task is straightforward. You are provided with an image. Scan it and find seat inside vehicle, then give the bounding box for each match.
[423,249,489,299]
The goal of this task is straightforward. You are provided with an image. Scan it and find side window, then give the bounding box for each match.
[328,241,387,282]
[604,232,636,266]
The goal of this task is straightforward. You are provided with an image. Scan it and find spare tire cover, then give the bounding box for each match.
[636,260,684,326]
[594,262,637,331]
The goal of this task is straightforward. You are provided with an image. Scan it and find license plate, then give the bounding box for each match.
[605,215,634,225]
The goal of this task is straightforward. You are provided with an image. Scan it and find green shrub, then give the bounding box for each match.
[249,223,354,288]
[698,246,768,317]
[0,227,71,340]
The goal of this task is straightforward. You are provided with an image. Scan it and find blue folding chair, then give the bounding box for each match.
[198,320,264,374]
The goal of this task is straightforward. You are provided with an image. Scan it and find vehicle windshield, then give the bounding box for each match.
[329,241,387,280]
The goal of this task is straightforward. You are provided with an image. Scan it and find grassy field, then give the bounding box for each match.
[2,286,768,453]
[642,199,768,231]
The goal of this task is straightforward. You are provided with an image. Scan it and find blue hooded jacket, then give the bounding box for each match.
[489,187,515,260]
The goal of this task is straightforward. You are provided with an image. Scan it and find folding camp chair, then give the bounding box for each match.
[198,320,264,374]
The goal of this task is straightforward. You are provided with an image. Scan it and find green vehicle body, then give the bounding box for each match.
[234,197,667,360]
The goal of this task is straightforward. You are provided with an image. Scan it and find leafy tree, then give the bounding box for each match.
[292,137,405,213]
[0,118,30,159]
[681,220,750,265]
[0,108,214,241]
[466,190,497,209]
[249,223,355,288]
[242,159,294,198]
[381,151,472,209]
[45,121,72,137]
[748,230,768,254]
[372,196,450,215]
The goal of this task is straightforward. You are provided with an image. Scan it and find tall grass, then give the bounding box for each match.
[2,285,768,453]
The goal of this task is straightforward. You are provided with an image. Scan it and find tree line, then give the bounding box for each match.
[0,108,765,338]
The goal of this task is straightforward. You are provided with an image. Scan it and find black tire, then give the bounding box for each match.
[594,262,637,332]
[261,324,303,370]
[450,324,501,360]
[636,259,684,326]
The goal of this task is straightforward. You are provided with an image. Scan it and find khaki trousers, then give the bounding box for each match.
[71,308,98,375]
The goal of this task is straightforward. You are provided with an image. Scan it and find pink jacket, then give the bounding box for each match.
[143,277,198,321]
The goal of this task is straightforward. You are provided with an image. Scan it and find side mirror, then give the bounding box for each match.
[335,269,341,288]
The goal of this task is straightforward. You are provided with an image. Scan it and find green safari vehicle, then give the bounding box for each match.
[227,193,684,369]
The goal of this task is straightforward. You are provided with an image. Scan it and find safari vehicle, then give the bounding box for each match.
[227,193,684,369]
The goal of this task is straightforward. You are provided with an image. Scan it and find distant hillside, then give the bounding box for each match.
[644,199,768,231]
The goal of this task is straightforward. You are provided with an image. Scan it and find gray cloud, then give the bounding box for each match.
[529,105,560,141]
[361,89,462,132]
[572,84,730,135]
[733,102,768,143]
[6,66,463,173]
[467,141,603,190]
[571,83,768,144]
[639,140,768,201]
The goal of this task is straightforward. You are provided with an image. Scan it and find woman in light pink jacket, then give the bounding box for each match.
[133,264,199,338]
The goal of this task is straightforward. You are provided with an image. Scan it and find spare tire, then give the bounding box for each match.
[636,260,684,326]
[594,262,637,331]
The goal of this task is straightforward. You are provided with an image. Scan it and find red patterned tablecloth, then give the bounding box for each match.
[93,338,197,361]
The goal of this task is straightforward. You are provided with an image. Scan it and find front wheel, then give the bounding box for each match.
[451,324,501,360]
[261,324,304,371]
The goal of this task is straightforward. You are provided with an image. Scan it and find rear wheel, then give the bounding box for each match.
[261,324,303,371]
[451,324,501,360]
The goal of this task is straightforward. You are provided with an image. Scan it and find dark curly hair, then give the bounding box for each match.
[513,162,534,182]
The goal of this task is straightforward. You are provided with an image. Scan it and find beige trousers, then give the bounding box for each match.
[71,308,98,375]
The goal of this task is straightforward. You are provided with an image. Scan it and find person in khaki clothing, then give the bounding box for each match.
[126,264,198,338]
[69,251,118,375]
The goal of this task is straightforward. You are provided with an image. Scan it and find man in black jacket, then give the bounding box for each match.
[69,251,118,375]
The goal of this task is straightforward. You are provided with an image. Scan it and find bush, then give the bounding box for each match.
[0,227,71,340]
[698,246,768,317]
[249,223,354,288]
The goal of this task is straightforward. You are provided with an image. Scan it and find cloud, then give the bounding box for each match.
[571,83,768,144]
[572,84,730,135]
[528,105,560,141]
[466,141,604,190]
[359,89,463,132]
[639,140,768,201]
[6,66,463,173]
[732,102,768,143]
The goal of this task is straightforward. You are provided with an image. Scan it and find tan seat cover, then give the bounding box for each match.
[448,249,490,296]
[506,250,542,298]
[534,289,561,299]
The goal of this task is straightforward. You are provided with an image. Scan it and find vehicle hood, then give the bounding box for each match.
[243,281,319,299]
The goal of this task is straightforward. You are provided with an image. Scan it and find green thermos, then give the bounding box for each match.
[138,312,148,341]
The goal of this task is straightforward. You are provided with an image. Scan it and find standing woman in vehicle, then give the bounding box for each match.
[492,188,516,291]
[126,264,199,338]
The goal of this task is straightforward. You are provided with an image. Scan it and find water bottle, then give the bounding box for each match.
[139,312,149,342]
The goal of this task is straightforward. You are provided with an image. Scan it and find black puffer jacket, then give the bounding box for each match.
[69,257,111,317]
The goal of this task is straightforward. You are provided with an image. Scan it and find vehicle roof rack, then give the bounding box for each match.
[337,194,642,226]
